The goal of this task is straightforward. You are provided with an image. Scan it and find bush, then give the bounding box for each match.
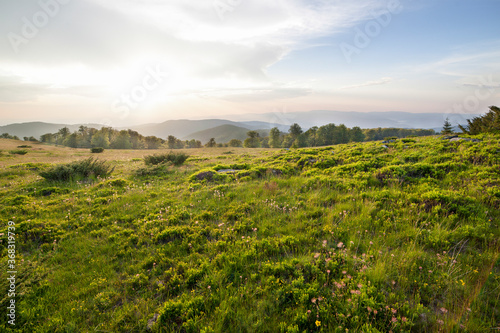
[9,149,28,155]
[144,152,189,166]
[91,147,104,153]
[17,145,32,148]
[39,157,114,181]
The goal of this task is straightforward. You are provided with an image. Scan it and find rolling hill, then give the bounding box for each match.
[182,124,270,144]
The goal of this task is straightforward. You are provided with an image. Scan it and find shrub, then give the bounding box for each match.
[144,152,189,166]
[91,147,104,153]
[39,157,114,181]
[17,145,32,148]
[9,149,28,155]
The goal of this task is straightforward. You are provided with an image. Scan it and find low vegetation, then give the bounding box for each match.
[9,149,28,155]
[144,152,190,166]
[0,134,498,332]
[38,157,114,181]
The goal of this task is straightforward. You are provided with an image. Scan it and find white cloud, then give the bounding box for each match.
[0,0,397,122]
[340,77,393,90]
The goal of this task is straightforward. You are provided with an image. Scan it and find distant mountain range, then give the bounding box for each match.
[0,110,476,143]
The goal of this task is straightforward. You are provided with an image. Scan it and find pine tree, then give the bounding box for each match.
[441,118,454,134]
[459,106,500,134]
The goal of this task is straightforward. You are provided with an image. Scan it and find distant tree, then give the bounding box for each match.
[144,136,162,149]
[441,118,454,134]
[64,132,79,148]
[127,130,145,149]
[269,127,281,148]
[186,139,202,148]
[289,123,303,140]
[292,133,307,148]
[111,130,132,149]
[305,126,318,147]
[167,135,177,149]
[91,132,110,149]
[335,124,349,144]
[260,137,269,148]
[205,138,217,148]
[40,133,55,143]
[228,139,243,147]
[244,131,260,148]
[317,124,336,146]
[350,127,365,142]
[281,135,294,148]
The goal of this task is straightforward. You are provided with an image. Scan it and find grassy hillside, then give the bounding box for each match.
[0,136,499,332]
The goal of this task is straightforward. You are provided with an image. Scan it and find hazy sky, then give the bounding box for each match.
[1,0,499,126]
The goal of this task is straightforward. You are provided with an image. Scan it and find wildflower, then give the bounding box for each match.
[437,320,444,325]
[311,298,317,304]
[402,317,407,322]
[314,253,320,259]
[208,286,211,289]
[367,306,372,312]
[307,310,311,314]
[391,317,397,323]
[342,271,347,274]
[327,270,331,274]
[440,307,448,314]
[315,320,321,327]
[357,283,362,289]
[337,242,344,248]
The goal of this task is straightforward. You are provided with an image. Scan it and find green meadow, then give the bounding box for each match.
[0,135,499,332]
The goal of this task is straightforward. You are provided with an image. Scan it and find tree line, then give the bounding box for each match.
[38,126,203,149]
[225,124,434,149]
[1,123,437,150]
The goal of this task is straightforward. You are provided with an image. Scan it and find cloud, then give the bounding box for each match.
[0,0,391,109]
[340,77,393,90]
[205,86,313,102]
[0,74,109,102]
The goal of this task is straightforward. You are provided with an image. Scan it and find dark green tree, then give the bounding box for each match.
[441,118,454,134]
[350,126,365,142]
[243,131,260,148]
[288,123,303,140]
[459,106,500,134]
[167,135,178,149]
[205,138,217,148]
[111,130,132,149]
[269,127,281,148]
[228,139,242,147]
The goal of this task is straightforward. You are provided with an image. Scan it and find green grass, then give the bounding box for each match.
[0,135,499,332]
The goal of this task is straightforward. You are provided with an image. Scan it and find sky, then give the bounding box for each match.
[0,0,499,126]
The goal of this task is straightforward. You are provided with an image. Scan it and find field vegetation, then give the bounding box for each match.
[0,133,498,332]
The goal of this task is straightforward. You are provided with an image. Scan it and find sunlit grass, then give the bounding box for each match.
[0,135,498,332]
